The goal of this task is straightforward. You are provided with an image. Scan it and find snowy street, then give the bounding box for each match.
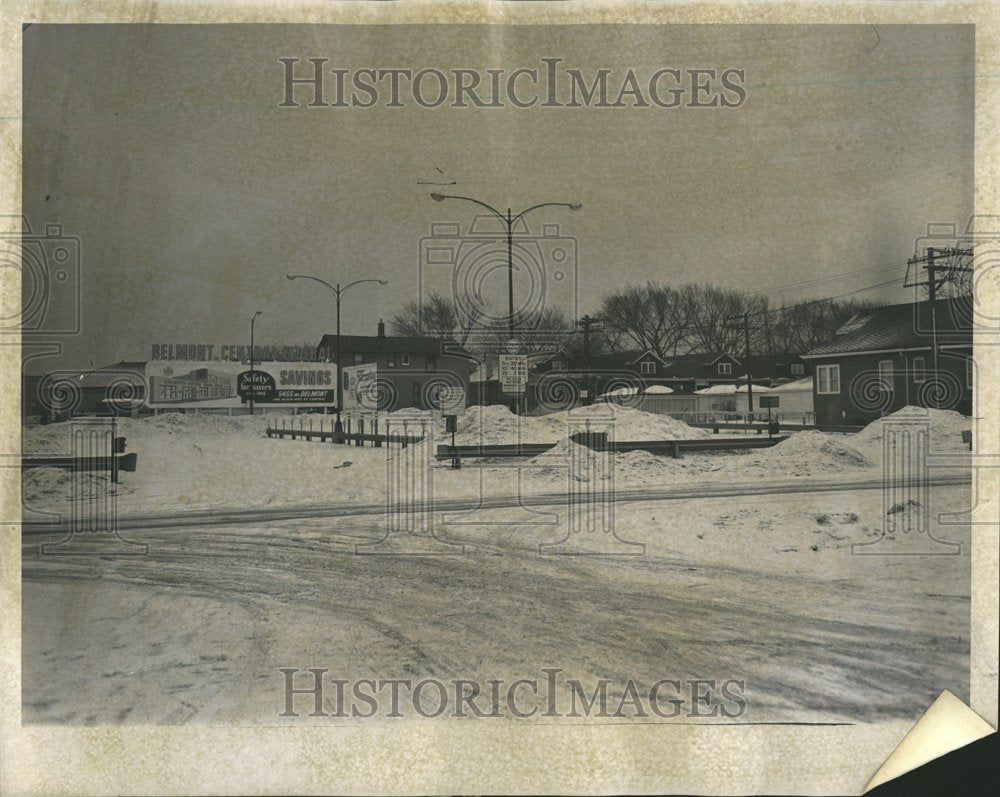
[22,482,970,726]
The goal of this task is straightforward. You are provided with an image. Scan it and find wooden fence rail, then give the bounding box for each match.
[266,416,424,447]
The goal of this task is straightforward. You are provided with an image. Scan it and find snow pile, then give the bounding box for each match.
[450,403,709,446]
[452,405,559,444]
[614,450,673,481]
[765,430,873,471]
[852,406,971,457]
[563,404,711,441]
[527,437,609,481]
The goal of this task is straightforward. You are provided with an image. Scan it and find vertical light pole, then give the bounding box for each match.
[429,193,581,412]
[249,310,263,414]
[286,275,388,432]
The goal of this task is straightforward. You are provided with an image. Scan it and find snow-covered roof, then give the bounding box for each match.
[598,386,640,399]
[694,383,765,395]
[763,376,813,393]
[643,385,674,394]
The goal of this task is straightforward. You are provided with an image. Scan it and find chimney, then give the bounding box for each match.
[377,318,386,337]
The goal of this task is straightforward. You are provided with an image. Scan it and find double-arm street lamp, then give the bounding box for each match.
[286,274,388,432]
[249,310,263,414]
[429,193,582,340]
[429,193,581,414]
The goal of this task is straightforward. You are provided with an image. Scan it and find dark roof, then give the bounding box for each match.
[42,361,147,390]
[316,334,475,360]
[803,297,972,358]
[659,351,739,378]
[537,348,805,379]
[539,348,671,370]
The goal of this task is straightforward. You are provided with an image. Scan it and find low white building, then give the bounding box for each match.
[756,376,814,422]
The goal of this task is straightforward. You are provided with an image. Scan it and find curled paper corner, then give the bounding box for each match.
[864,690,995,793]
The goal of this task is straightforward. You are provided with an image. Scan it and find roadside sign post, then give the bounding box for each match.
[759,395,780,437]
[444,413,459,469]
[499,354,528,415]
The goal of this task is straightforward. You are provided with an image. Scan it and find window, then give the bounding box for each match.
[343,371,349,391]
[387,355,396,368]
[717,362,732,375]
[412,381,422,406]
[791,363,804,376]
[552,360,566,372]
[912,357,926,383]
[427,357,437,371]
[401,354,410,366]
[966,357,974,388]
[640,361,655,375]
[353,354,363,364]
[816,364,840,394]
[878,359,894,391]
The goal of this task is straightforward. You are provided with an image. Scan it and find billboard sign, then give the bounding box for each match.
[145,362,336,409]
[237,370,277,402]
[343,363,379,410]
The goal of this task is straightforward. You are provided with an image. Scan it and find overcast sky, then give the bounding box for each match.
[20,23,974,372]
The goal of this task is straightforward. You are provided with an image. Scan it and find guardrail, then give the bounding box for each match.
[21,453,138,478]
[435,435,787,461]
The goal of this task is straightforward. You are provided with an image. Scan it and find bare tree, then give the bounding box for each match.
[598,283,689,357]
[390,291,479,345]
[766,298,881,353]
[679,284,768,354]
[475,306,575,356]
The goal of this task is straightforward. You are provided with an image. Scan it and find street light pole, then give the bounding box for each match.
[430,193,581,414]
[249,310,262,414]
[286,274,388,433]
[507,207,514,339]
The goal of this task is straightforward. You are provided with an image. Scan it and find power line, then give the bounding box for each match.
[746,256,913,300]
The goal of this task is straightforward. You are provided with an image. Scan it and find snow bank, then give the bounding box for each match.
[852,406,970,456]
[450,403,709,445]
[765,430,873,471]
[563,404,711,441]
[452,405,559,444]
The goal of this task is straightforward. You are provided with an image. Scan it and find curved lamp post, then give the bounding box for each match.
[286,275,388,432]
[429,193,581,339]
[430,193,581,413]
[249,310,263,414]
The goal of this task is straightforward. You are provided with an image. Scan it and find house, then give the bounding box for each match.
[756,376,815,423]
[693,382,764,416]
[533,347,809,399]
[801,297,972,429]
[30,361,148,422]
[316,320,478,411]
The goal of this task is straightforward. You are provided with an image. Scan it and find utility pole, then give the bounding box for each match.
[742,313,754,420]
[905,245,973,381]
[578,314,600,369]
[926,247,940,374]
[577,313,602,405]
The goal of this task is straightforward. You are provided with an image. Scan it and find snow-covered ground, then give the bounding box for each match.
[22,484,971,725]
[20,404,972,727]
[21,404,972,517]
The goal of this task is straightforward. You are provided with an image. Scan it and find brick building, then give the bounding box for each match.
[801,297,973,429]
